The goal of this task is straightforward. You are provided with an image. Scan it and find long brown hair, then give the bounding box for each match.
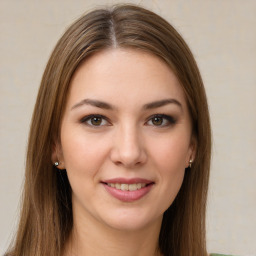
[6,4,211,256]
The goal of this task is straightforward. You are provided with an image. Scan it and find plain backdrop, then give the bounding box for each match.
[0,0,255,255]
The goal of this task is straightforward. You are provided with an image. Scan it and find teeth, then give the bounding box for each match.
[107,183,146,191]
[121,184,128,191]
[128,184,137,191]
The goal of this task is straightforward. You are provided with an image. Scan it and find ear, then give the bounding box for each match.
[186,135,197,168]
[51,140,65,170]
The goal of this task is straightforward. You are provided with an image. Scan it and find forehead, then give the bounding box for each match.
[67,48,187,109]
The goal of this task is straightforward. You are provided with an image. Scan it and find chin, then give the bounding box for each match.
[99,208,163,232]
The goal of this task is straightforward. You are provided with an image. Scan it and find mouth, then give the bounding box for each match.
[101,178,155,202]
[104,183,148,191]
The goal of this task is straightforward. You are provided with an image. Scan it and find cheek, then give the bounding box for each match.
[157,140,186,188]
[149,132,190,206]
[60,127,110,175]
[150,133,190,172]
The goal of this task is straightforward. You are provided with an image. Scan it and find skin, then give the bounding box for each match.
[54,48,196,256]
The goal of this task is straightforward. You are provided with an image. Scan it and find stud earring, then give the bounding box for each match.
[189,159,193,168]
[54,162,59,167]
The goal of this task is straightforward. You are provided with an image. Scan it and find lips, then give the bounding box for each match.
[101,178,154,202]
[106,183,147,191]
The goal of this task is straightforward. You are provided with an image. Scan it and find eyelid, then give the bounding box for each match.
[79,113,176,127]
[80,114,111,127]
[146,114,176,127]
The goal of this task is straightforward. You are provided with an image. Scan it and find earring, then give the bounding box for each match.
[189,159,193,168]
[54,162,59,167]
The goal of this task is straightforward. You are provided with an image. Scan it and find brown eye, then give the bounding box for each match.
[81,115,109,127]
[152,116,163,126]
[90,116,103,126]
[147,114,176,127]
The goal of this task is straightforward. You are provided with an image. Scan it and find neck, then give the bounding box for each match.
[63,207,163,256]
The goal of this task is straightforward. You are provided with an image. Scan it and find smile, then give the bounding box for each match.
[106,183,146,191]
[101,178,154,202]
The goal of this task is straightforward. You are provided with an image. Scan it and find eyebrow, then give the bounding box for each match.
[71,99,115,110]
[71,98,182,111]
[143,99,182,110]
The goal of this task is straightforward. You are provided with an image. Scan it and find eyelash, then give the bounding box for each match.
[80,114,110,127]
[80,114,176,127]
[146,114,176,127]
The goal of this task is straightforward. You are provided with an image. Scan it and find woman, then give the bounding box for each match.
[5,4,218,256]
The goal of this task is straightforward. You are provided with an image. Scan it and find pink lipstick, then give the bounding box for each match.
[101,178,154,202]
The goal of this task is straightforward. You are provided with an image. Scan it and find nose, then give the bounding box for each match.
[110,124,147,168]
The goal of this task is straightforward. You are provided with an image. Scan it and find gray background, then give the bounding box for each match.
[1,0,255,255]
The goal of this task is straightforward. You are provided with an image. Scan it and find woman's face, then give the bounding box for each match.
[55,49,195,231]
